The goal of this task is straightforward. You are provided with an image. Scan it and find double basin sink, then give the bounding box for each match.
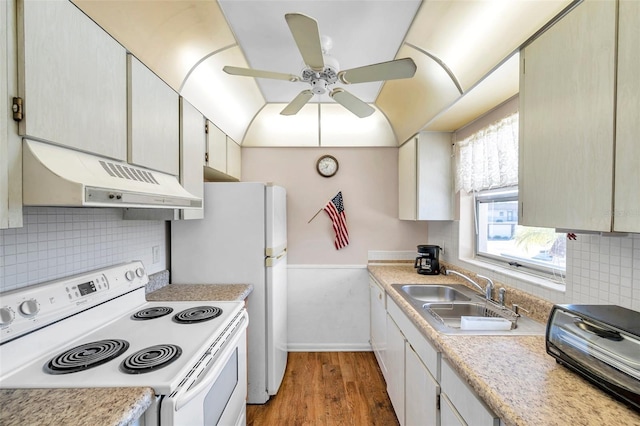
[391,284,546,335]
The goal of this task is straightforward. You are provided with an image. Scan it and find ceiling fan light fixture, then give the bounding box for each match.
[311,78,328,95]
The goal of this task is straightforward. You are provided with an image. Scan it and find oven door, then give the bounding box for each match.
[158,312,248,426]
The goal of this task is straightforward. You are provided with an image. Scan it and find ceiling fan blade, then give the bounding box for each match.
[280,90,314,116]
[329,88,375,118]
[223,66,299,82]
[285,13,324,72]
[338,58,417,84]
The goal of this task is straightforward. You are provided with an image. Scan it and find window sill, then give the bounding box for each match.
[457,256,566,293]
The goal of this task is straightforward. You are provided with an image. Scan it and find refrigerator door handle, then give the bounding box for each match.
[265,250,286,266]
[266,244,287,257]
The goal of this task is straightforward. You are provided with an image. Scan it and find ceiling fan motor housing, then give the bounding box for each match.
[302,62,338,95]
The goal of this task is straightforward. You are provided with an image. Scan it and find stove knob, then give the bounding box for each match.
[135,267,145,278]
[19,299,40,317]
[125,270,135,281]
[0,307,15,326]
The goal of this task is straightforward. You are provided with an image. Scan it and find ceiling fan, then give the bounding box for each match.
[223,13,417,118]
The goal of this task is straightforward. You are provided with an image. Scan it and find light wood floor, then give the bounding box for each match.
[247,352,399,426]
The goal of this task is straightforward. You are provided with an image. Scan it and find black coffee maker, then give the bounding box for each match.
[414,245,441,275]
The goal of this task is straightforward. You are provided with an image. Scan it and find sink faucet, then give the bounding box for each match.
[445,269,494,301]
[478,274,494,301]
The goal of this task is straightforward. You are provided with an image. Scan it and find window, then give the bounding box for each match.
[475,188,566,276]
[454,111,566,279]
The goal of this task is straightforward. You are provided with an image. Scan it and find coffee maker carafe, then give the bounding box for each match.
[414,245,441,275]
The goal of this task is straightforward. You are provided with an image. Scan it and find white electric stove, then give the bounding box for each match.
[0,261,248,426]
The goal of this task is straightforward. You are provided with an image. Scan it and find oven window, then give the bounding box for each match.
[203,348,239,425]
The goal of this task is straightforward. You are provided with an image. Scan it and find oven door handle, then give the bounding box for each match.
[174,313,248,411]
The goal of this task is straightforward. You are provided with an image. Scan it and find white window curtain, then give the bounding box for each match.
[454,113,519,193]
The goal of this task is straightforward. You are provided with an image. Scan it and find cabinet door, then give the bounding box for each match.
[406,343,439,426]
[417,132,453,220]
[369,276,387,378]
[1,0,21,229]
[18,0,127,160]
[441,359,499,426]
[398,138,418,220]
[179,98,205,220]
[614,0,640,232]
[519,0,616,231]
[398,133,453,221]
[128,55,179,175]
[206,121,227,172]
[226,136,241,180]
[386,314,405,425]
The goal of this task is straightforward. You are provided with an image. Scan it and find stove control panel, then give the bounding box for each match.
[0,261,149,344]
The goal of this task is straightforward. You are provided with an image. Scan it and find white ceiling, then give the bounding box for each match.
[217,0,421,104]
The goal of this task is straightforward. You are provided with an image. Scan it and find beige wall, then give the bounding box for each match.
[242,147,429,264]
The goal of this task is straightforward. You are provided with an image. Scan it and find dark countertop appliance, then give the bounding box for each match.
[414,245,441,275]
[546,304,640,412]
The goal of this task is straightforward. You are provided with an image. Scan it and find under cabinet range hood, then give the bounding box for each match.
[22,140,203,209]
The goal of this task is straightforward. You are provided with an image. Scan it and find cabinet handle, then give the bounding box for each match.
[12,97,23,121]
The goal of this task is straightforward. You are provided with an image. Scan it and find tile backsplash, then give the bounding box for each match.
[428,221,640,312]
[0,207,167,292]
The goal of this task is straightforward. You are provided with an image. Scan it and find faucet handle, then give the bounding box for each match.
[498,288,506,307]
[476,274,494,300]
[512,304,529,316]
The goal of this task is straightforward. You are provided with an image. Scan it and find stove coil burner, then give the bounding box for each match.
[44,339,129,375]
[131,306,174,320]
[120,344,182,374]
[173,306,222,324]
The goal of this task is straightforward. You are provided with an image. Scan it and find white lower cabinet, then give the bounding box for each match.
[371,286,503,426]
[386,314,406,425]
[386,296,441,426]
[369,276,388,378]
[441,358,500,426]
[406,342,440,426]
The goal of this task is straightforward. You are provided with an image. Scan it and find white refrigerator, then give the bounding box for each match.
[170,182,288,404]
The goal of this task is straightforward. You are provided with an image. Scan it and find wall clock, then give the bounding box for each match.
[316,155,339,178]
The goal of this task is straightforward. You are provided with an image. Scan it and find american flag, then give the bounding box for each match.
[324,191,349,250]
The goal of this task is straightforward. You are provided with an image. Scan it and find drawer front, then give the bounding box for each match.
[441,359,499,426]
[388,296,439,378]
[440,394,466,426]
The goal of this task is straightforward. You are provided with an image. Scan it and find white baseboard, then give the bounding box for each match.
[288,343,372,352]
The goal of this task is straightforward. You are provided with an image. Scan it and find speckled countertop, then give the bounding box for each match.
[0,387,154,426]
[368,263,640,426]
[146,283,253,302]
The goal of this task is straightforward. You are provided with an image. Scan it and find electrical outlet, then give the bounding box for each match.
[440,240,446,255]
[152,246,160,264]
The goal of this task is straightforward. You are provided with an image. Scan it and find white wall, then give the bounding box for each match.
[242,147,429,351]
[287,266,370,351]
[0,207,168,292]
[243,147,429,265]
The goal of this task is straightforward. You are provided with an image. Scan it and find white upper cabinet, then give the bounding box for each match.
[519,0,638,232]
[127,55,179,175]
[399,132,453,221]
[613,0,640,233]
[178,98,205,220]
[1,0,22,229]
[17,0,127,160]
[204,120,241,182]
[226,136,241,181]
[205,121,226,171]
